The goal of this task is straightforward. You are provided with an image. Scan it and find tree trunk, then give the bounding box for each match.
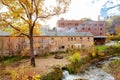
[29,36,36,67]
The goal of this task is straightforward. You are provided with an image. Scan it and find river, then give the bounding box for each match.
[62,56,120,80]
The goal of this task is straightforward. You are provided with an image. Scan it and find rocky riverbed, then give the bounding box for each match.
[62,56,120,80]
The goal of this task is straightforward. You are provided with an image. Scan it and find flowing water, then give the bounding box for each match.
[62,56,120,80]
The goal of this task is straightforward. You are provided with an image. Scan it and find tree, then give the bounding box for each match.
[105,16,120,35]
[115,25,120,40]
[0,0,71,67]
[0,38,3,57]
[115,25,120,35]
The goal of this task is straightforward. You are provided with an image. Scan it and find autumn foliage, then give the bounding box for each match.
[0,0,71,67]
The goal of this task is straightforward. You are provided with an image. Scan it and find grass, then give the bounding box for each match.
[96,45,106,52]
[0,56,29,66]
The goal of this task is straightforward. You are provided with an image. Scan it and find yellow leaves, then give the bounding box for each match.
[11,30,20,36]
[33,74,41,80]
[9,65,41,80]
[89,47,98,58]
[20,0,31,7]
[0,0,70,38]
[1,0,12,5]
[33,23,42,35]
[10,22,42,36]
[1,27,11,32]
[19,0,34,14]
[91,52,96,57]
[68,52,81,63]
[33,27,42,35]
[106,32,115,41]
[115,25,120,36]
[19,25,29,33]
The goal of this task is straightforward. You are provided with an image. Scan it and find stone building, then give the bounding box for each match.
[43,31,94,52]
[57,18,107,45]
[0,30,94,56]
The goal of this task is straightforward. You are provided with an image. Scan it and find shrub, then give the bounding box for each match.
[43,52,50,57]
[8,65,41,80]
[80,56,91,64]
[0,56,4,61]
[33,74,41,80]
[110,59,120,67]
[68,52,81,63]
[97,52,105,57]
[104,46,120,55]
[41,66,62,80]
[89,47,98,59]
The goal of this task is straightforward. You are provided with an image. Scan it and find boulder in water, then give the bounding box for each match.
[96,63,103,68]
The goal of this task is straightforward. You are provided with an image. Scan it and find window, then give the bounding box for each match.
[75,23,78,26]
[82,28,84,30]
[71,37,73,41]
[41,45,44,48]
[88,24,91,26]
[68,37,70,41]
[100,32,102,35]
[71,45,74,48]
[68,27,71,30]
[100,24,103,26]
[51,37,54,40]
[75,27,78,30]
[94,24,97,26]
[59,46,65,49]
[68,45,70,48]
[68,23,71,25]
[100,28,102,30]
[88,37,90,41]
[82,45,84,47]
[82,24,85,26]
[88,28,90,30]
[61,46,65,49]
[80,37,82,41]
[74,37,76,40]
[61,23,64,25]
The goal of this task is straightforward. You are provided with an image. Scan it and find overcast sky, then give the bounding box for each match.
[45,0,120,28]
[45,0,102,28]
[0,0,120,28]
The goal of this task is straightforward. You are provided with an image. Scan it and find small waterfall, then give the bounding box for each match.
[62,70,69,78]
[62,70,83,80]
[62,57,120,80]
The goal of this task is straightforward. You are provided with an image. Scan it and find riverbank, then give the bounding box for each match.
[1,45,120,80]
[102,57,120,80]
[63,56,120,80]
[0,54,71,80]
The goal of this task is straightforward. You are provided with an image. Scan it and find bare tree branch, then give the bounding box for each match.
[2,19,29,37]
[18,0,30,21]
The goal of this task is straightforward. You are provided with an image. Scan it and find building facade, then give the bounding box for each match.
[0,31,94,56]
[57,18,107,45]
